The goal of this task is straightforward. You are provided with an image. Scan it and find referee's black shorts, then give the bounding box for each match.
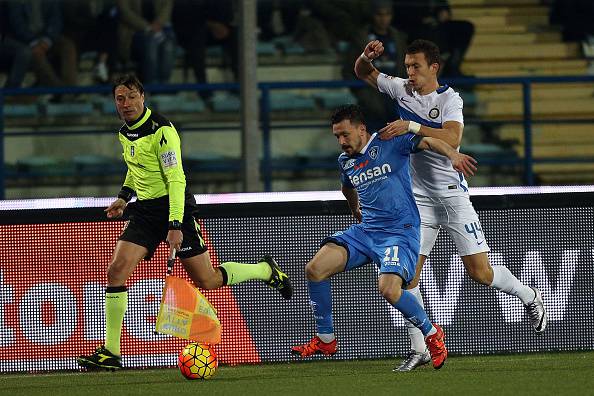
[119,195,208,260]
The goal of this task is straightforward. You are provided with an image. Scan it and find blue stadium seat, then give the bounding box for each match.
[93,96,116,115]
[3,163,17,179]
[312,91,358,109]
[272,35,306,55]
[210,92,241,112]
[269,92,316,111]
[295,149,338,170]
[151,94,205,113]
[271,35,293,47]
[16,156,75,176]
[257,41,278,56]
[184,153,240,172]
[80,51,98,61]
[45,103,94,117]
[72,154,123,175]
[17,156,59,168]
[335,40,351,53]
[282,42,306,55]
[458,89,478,107]
[206,45,224,57]
[463,143,518,164]
[3,104,39,118]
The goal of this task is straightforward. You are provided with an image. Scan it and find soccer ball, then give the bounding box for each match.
[178,342,218,380]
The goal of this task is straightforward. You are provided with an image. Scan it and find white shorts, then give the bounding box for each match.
[415,194,490,257]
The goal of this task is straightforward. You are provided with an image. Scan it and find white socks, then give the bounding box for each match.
[406,285,429,353]
[490,265,535,305]
[317,333,335,343]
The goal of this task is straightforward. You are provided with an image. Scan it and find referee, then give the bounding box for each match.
[78,74,292,371]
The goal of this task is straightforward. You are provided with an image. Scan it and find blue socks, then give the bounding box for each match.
[308,279,433,338]
[307,279,334,335]
[393,290,433,336]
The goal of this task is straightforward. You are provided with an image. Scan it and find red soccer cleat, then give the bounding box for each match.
[291,336,337,357]
[425,324,447,369]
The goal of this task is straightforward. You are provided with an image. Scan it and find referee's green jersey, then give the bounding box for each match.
[118,107,186,222]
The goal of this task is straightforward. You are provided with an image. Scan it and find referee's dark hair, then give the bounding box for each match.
[112,74,145,97]
[331,104,366,127]
[406,39,441,70]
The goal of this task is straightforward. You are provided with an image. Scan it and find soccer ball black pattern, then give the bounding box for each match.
[178,342,218,380]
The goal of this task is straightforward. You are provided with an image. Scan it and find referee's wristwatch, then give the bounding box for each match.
[168,220,183,230]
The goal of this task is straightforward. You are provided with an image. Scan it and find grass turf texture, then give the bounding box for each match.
[2,352,593,396]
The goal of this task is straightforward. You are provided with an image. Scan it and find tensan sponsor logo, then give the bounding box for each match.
[348,163,391,187]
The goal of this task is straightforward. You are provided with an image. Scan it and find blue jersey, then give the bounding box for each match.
[339,132,422,231]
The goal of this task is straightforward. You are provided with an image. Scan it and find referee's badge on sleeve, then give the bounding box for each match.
[161,150,178,168]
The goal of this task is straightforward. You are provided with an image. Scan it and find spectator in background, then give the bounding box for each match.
[6,0,78,88]
[172,0,238,93]
[308,0,369,48]
[257,0,301,42]
[550,0,594,42]
[392,0,474,77]
[550,0,594,74]
[283,0,368,53]
[62,0,119,84]
[343,0,407,130]
[116,0,176,85]
[0,2,32,89]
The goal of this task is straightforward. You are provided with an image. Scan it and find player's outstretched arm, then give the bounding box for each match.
[417,137,478,178]
[380,120,463,149]
[354,40,384,90]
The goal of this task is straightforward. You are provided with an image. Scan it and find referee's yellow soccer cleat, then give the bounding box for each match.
[77,345,122,371]
[261,255,293,300]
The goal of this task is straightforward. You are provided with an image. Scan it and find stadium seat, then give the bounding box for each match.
[335,40,351,53]
[457,90,478,107]
[270,36,304,55]
[210,92,241,112]
[257,42,278,56]
[312,91,357,109]
[16,156,74,176]
[269,92,316,111]
[282,42,306,55]
[184,153,240,173]
[150,94,206,114]
[3,104,39,118]
[45,103,95,117]
[2,163,17,178]
[294,149,338,170]
[206,46,224,57]
[72,154,123,175]
[92,95,116,115]
[464,143,517,158]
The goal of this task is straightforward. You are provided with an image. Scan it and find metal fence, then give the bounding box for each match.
[2,75,594,198]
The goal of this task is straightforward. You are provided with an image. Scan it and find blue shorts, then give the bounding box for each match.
[322,223,420,285]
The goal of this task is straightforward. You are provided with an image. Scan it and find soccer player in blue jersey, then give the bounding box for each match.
[291,104,477,370]
[354,39,548,371]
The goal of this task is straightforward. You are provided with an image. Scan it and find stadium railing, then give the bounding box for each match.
[2,75,594,198]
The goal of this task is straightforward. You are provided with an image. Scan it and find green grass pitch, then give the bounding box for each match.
[2,352,593,396]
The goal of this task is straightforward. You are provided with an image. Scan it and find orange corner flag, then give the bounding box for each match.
[155,276,221,344]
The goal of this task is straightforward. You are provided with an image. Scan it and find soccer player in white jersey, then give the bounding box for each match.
[354,39,548,371]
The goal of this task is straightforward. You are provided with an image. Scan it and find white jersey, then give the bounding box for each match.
[377,73,468,198]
